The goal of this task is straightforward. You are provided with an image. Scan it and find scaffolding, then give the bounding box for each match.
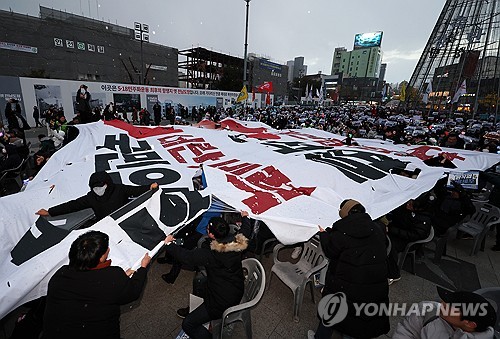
[178,47,243,90]
[408,0,500,118]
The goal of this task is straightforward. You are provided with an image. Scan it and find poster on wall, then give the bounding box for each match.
[0,76,25,125]
[146,94,158,113]
[34,84,63,112]
[112,94,141,113]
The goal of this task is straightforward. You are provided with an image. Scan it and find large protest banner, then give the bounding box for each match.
[0,118,498,319]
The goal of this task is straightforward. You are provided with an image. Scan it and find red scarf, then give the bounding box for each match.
[90,259,112,270]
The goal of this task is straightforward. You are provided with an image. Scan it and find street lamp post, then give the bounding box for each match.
[243,0,251,86]
[134,22,149,85]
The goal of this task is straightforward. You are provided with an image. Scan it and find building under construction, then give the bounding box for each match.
[178,47,243,91]
[408,0,500,118]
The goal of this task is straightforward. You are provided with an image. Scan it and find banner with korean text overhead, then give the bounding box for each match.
[1,119,499,319]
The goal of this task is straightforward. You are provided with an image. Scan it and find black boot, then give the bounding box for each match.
[161,261,181,284]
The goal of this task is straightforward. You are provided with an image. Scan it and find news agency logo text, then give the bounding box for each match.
[318,293,491,327]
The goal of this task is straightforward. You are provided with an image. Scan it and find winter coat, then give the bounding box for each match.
[165,233,248,319]
[393,301,495,339]
[320,212,390,339]
[0,143,22,172]
[388,205,432,243]
[432,193,475,235]
[75,89,91,114]
[5,102,30,131]
[48,172,149,220]
[42,265,147,339]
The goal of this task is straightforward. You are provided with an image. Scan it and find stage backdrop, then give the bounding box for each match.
[0,118,498,319]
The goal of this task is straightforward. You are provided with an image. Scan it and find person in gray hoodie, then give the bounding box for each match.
[393,286,496,339]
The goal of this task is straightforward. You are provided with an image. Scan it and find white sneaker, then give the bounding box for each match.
[307,330,316,339]
[291,246,302,259]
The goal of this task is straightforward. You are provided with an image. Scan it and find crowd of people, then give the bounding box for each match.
[2,85,500,338]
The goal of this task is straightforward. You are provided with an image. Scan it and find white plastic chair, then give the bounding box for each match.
[267,234,328,322]
[211,258,266,339]
[458,202,500,255]
[397,227,435,274]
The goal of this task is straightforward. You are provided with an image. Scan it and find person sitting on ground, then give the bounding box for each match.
[393,286,497,339]
[309,199,389,339]
[42,230,151,339]
[163,217,248,339]
[36,171,158,221]
[386,193,433,285]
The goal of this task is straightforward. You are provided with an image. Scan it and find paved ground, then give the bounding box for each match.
[1,126,499,338]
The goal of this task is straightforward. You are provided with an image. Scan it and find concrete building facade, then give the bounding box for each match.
[331,47,347,75]
[0,7,178,86]
[249,56,288,100]
[338,47,383,78]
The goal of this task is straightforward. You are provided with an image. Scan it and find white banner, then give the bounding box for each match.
[0,118,498,318]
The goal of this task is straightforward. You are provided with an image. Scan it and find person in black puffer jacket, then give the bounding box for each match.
[164,217,248,339]
[36,171,157,221]
[313,199,389,339]
[42,231,150,339]
[386,193,433,283]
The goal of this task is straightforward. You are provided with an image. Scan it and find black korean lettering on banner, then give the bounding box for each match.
[95,153,119,172]
[128,168,181,186]
[117,160,171,170]
[305,150,408,184]
[118,207,165,250]
[96,134,152,154]
[159,189,211,227]
[263,141,327,155]
[11,217,70,265]
[122,151,162,163]
[96,134,133,153]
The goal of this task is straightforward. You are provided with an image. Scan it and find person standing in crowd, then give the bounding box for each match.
[309,199,389,339]
[103,102,116,121]
[0,133,22,172]
[131,107,139,124]
[5,98,30,144]
[163,217,248,339]
[36,171,158,221]
[440,132,465,149]
[153,101,162,126]
[75,85,92,123]
[33,106,43,127]
[42,230,151,339]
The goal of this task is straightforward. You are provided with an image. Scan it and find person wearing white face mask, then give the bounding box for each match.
[36,171,158,221]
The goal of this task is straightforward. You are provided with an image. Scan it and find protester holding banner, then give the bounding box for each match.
[163,217,248,339]
[36,171,158,221]
[42,230,151,339]
[311,200,389,339]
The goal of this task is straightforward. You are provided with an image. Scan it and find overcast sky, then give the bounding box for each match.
[1,0,445,83]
